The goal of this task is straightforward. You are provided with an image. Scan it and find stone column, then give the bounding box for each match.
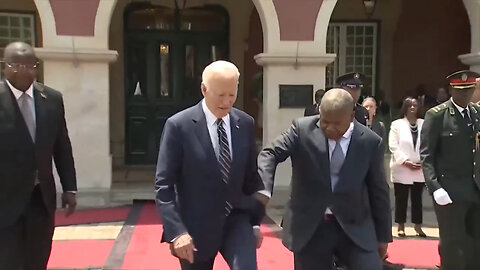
[460,0,480,101]
[251,0,337,186]
[33,0,118,198]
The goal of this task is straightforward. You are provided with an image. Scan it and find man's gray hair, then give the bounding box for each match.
[319,88,355,113]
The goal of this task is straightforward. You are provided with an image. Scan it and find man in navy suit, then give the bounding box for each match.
[258,88,392,270]
[155,60,266,270]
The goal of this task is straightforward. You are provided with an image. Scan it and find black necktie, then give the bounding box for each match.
[463,109,472,127]
[216,119,233,216]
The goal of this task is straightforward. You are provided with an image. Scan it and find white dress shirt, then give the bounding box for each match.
[201,99,232,159]
[325,122,354,215]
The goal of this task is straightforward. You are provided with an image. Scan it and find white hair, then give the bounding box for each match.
[320,88,354,113]
[202,60,240,88]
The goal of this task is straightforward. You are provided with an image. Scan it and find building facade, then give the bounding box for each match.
[1,0,480,204]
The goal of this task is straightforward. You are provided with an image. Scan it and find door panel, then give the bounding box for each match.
[125,32,228,164]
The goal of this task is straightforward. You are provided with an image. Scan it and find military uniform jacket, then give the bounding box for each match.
[420,100,480,202]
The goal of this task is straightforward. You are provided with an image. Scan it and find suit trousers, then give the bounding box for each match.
[434,200,480,270]
[394,182,424,224]
[179,211,257,270]
[294,216,382,270]
[0,185,55,270]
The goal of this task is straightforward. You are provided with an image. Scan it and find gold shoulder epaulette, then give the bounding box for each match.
[430,103,448,113]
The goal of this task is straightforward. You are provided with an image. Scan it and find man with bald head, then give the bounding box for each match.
[258,88,392,270]
[0,42,77,269]
[155,60,266,270]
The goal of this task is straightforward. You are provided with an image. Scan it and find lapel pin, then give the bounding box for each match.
[235,125,239,129]
[40,92,47,99]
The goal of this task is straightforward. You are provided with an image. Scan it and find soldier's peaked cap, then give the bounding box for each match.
[446,70,480,90]
[335,72,366,90]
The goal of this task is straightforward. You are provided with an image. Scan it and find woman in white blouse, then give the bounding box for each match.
[389,97,426,237]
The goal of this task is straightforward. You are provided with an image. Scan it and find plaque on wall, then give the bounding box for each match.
[279,85,313,108]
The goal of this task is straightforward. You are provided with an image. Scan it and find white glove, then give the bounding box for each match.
[433,188,453,206]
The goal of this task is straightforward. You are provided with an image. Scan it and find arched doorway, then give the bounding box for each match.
[124,3,229,164]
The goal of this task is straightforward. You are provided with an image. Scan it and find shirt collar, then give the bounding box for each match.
[451,97,469,114]
[6,80,34,100]
[342,122,355,140]
[201,99,230,127]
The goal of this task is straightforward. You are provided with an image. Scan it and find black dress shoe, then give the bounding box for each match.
[416,231,427,238]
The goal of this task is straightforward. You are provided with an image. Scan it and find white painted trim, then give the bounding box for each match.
[314,0,338,51]
[250,0,280,52]
[459,52,480,66]
[254,52,336,66]
[35,47,118,62]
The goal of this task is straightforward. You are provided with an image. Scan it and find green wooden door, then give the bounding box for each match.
[124,5,229,165]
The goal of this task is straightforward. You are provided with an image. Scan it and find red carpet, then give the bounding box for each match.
[55,206,131,226]
[121,203,294,270]
[388,238,440,268]
[47,203,441,269]
[47,240,114,269]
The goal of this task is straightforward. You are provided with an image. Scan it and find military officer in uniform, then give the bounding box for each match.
[336,72,369,125]
[421,70,480,270]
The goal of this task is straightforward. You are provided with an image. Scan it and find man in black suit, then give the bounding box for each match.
[0,42,77,269]
[258,88,392,270]
[336,73,369,125]
[304,89,325,116]
[155,60,266,270]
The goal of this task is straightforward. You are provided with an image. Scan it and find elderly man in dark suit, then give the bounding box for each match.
[258,88,392,270]
[155,60,266,270]
[0,42,77,269]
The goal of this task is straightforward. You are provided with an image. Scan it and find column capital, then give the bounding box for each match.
[254,52,336,66]
[459,52,480,66]
[35,47,118,63]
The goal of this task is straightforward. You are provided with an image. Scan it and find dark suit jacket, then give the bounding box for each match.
[355,104,369,126]
[421,100,480,202]
[0,80,76,228]
[304,103,319,117]
[370,118,387,143]
[258,116,392,252]
[155,102,264,260]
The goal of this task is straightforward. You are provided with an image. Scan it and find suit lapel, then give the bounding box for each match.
[229,110,241,178]
[0,80,34,145]
[340,122,363,176]
[0,81,16,125]
[33,83,49,147]
[192,102,220,171]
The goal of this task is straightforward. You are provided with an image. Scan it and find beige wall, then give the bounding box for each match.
[330,0,401,104]
[108,0,254,168]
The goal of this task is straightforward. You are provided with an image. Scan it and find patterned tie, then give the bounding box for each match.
[18,93,36,142]
[330,140,345,191]
[216,119,233,216]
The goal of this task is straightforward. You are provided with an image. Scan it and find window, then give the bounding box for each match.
[0,12,36,79]
[326,22,378,96]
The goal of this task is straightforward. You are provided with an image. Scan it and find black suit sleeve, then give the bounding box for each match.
[53,94,77,192]
[366,139,392,243]
[155,119,188,242]
[258,120,299,195]
[420,110,443,193]
[243,116,264,195]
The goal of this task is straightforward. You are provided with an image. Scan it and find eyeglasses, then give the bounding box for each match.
[0,61,39,70]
